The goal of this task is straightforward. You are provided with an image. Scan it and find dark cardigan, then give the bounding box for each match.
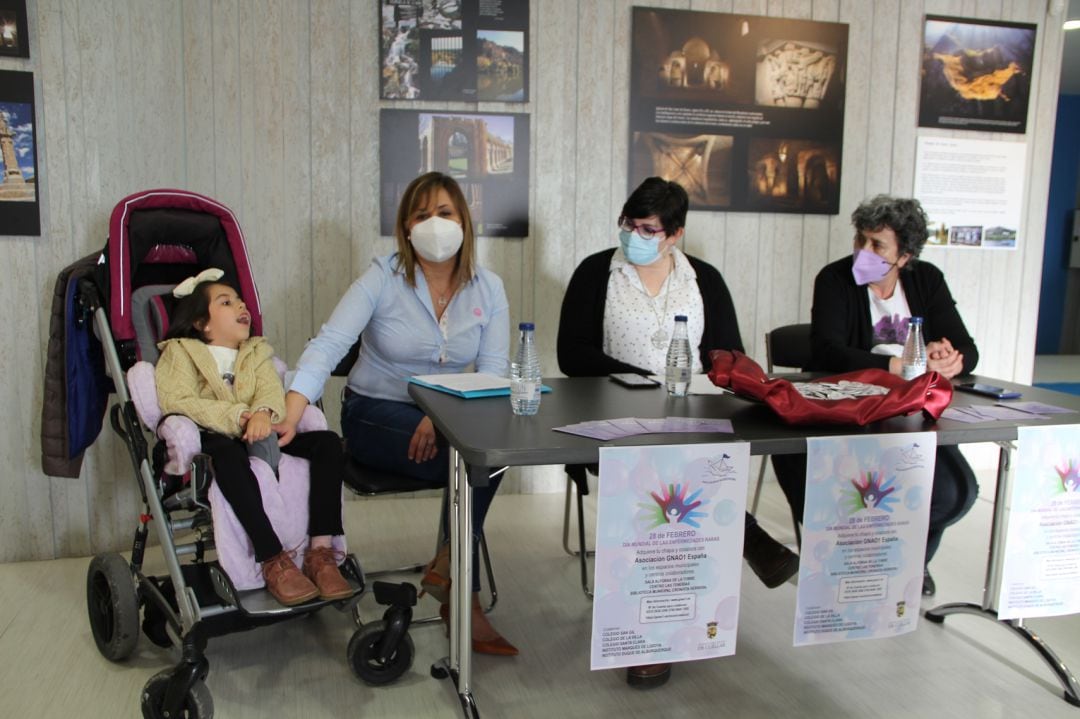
[557,248,743,377]
[809,255,979,375]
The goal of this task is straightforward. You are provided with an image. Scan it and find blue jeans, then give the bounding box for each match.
[341,391,501,592]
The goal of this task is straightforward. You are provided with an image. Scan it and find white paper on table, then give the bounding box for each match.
[590,443,749,670]
[997,424,1080,619]
[793,433,936,646]
[411,372,510,392]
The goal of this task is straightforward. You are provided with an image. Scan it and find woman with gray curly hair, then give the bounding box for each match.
[774,194,979,597]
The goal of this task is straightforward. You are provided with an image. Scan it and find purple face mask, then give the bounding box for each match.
[851,249,895,285]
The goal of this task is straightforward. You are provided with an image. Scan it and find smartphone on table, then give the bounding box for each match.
[609,373,661,389]
[955,382,1021,400]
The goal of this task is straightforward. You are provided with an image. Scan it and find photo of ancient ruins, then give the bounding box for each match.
[918,15,1035,134]
[746,138,839,213]
[418,113,515,178]
[755,39,839,109]
[380,109,529,237]
[630,132,733,209]
[628,7,847,214]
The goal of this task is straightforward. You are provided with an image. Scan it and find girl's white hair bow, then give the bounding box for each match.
[172,268,225,298]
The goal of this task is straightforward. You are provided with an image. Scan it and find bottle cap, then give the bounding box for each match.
[909,316,924,325]
[674,314,688,322]
[519,322,535,331]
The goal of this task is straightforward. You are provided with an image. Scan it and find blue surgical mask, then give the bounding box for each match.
[619,229,663,266]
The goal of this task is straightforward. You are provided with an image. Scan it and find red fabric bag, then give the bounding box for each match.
[707,350,953,426]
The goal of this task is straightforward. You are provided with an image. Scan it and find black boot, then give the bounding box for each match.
[744,521,799,588]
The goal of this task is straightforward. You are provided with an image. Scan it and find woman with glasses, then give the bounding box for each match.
[556,177,799,688]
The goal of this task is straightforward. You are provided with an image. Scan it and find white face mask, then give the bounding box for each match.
[409,216,464,263]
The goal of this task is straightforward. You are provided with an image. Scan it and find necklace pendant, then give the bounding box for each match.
[651,329,668,350]
[438,296,448,307]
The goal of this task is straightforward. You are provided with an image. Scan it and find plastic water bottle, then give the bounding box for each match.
[510,322,542,415]
[665,315,692,397]
[901,316,927,380]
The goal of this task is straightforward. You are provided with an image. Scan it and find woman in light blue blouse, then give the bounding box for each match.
[277,172,516,655]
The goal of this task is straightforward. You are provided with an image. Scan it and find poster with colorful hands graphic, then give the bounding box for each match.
[590,443,749,671]
[794,433,936,646]
[997,425,1080,620]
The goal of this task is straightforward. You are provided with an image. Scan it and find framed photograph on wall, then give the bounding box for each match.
[628,7,848,214]
[379,0,529,102]
[379,109,530,237]
[0,69,40,235]
[918,15,1036,134]
[0,0,30,59]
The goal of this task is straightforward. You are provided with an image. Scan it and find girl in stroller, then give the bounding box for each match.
[155,268,351,607]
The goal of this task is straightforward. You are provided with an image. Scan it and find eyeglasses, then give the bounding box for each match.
[619,217,665,240]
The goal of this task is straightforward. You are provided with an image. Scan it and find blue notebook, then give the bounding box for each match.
[408,373,553,399]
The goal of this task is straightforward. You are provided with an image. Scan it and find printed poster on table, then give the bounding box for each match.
[794,433,936,646]
[997,424,1080,620]
[628,7,848,214]
[913,136,1026,250]
[591,443,749,670]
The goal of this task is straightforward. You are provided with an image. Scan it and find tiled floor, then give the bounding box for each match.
[2,485,1079,718]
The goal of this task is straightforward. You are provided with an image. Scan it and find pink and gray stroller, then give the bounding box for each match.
[74,189,416,718]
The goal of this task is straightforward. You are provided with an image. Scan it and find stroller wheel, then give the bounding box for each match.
[347,621,415,685]
[86,553,140,661]
[140,669,213,719]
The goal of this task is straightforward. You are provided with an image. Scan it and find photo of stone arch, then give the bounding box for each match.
[746,138,839,213]
[418,113,514,178]
[380,109,529,237]
[630,131,732,209]
[755,39,839,109]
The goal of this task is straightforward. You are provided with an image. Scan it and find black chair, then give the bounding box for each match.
[326,338,499,617]
[750,323,811,546]
[562,463,596,599]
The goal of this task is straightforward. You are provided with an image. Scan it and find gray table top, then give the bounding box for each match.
[407,375,1080,470]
